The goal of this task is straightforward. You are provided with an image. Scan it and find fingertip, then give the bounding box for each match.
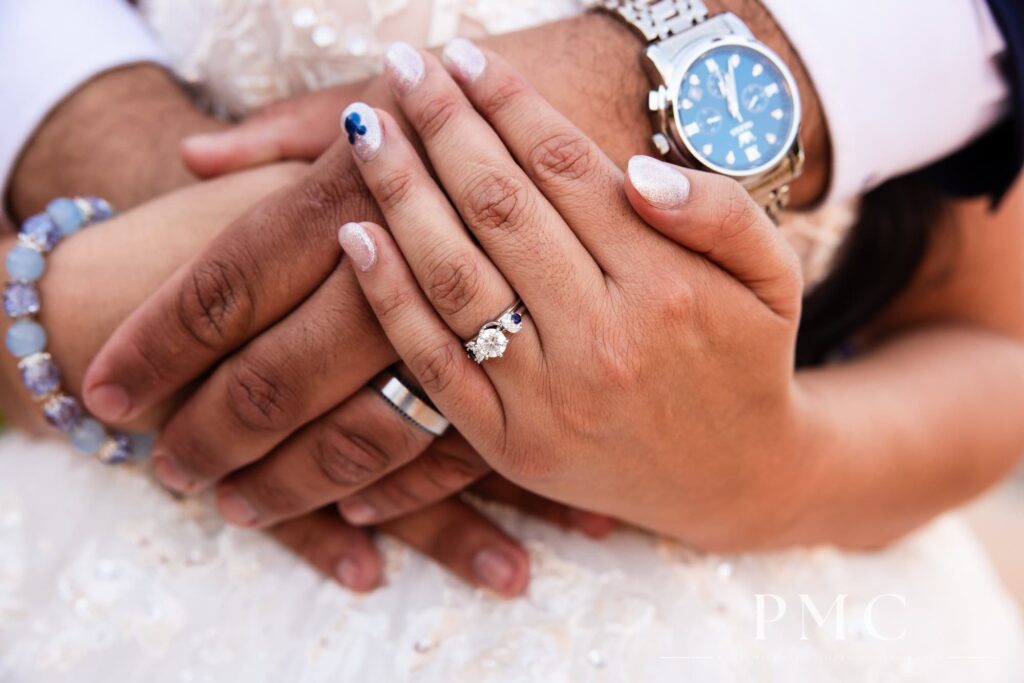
[335,555,382,592]
[568,509,618,539]
[472,546,530,598]
[181,127,280,178]
[625,155,692,212]
[82,379,133,424]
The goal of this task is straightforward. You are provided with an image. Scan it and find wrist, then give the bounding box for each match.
[8,64,225,221]
[585,3,829,206]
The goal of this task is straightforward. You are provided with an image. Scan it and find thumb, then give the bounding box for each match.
[624,155,802,321]
[181,93,342,177]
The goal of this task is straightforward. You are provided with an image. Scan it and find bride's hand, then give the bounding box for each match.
[341,42,812,551]
[2,166,534,595]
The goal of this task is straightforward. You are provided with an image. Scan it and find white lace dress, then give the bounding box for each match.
[1,1,1022,681]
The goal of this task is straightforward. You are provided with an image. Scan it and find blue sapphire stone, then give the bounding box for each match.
[511,313,522,324]
[20,355,60,397]
[21,214,61,251]
[43,394,82,432]
[344,112,368,144]
[4,282,40,317]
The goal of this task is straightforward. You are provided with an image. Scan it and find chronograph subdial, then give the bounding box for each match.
[741,83,768,113]
[697,107,724,135]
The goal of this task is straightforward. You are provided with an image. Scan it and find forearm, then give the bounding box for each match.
[793,326,1024,548]
[8,65,223,221]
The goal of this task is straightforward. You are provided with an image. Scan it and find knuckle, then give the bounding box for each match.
[479,74,530,114]
[373,285,417,324]
[176,255,258,350]
[246,474,302,516]
[590,324,643,390]
[224,357,302,433]
[423,252,484,319]
[528,131,597,183]
[461,170,529,236]
[421,448,487,492]
[374,168,417,212]
[300,159,374,226]
[416,93,462,141]
[312,421,393,488]
[408,340,463,396]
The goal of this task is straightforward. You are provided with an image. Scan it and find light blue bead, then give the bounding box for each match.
[47,198,85,236]
[5,320,47,357]
[128,432,156,458]
[5,245,45,282]
[70,418,106,454]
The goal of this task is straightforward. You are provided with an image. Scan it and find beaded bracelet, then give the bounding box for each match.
[4,197,153,464]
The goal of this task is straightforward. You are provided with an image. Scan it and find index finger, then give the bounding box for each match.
[82,141,380,424]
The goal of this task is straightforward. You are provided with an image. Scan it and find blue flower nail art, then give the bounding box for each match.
[345,112,368,144]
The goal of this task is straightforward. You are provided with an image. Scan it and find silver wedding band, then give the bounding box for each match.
[371,371,450,436]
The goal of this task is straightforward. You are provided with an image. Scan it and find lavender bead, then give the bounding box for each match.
[19,354,60,397]
[21,214,61,251]
[85,197,114,221]
[6,320,46,357]
[3,283,40,317]
[128,432,156,459]
[70,418,106,454]
[5,245,45,282]
[99,433,133,464]
[43,394,82,432]
[46,198,85,236]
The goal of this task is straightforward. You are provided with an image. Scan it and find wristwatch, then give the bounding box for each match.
[597,0,804,218]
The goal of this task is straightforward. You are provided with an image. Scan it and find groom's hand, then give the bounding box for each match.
[81,7,829,527]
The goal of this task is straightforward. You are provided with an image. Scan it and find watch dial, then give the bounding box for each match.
[676,44,797,175]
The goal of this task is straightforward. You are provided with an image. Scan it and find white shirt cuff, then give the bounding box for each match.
[0,0,169,213]
[761,0,1011,202]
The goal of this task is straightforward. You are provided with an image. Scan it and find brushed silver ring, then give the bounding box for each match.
[371,371,449,436]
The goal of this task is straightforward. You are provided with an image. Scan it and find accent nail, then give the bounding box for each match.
[472,548,518,594]
[442,38,486,82]
[338,222,377,272]
[152,454,194,493]
[339,498,377,525]
[217,488,259,527]
[341,102,382,161]
[384,42,425,95]
[627,155,691,209]
[84,382,132,422]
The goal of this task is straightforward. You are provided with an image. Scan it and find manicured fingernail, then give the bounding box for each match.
[442,38,486,82]
[152,454,194,493]
[472,548,518,594]
[84,383,132,422]
[336,557,366,590]
[216,487,259,527]
[627,155,691,209]
[384,42,425,95]
[341,102,382,161]
[338,222,377,272]
[339,498,377,525]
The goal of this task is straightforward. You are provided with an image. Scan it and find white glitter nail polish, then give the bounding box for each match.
[627,155,691,209]
[442,38,486,82]
[341,102,382,161]
[384,42,425,95]
[338,222,377,272]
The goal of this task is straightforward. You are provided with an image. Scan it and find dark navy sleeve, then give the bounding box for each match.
[922,0,1024,203]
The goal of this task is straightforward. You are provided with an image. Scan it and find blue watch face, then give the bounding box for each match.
[675,43,798,175]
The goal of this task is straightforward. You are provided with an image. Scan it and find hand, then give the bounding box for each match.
[2,164,540,595]
[340,42,813,552]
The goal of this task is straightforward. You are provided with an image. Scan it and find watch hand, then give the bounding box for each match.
[726,62,743,122]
